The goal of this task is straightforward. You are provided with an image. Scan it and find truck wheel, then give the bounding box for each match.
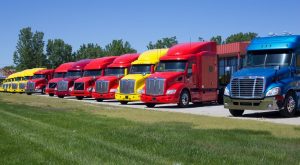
[178,90,190,108]
[96,99,103,102]
[146,103,156,108]
[120,101,128,105]
[27,93,32,95]
[76,96,84,100]
[58,95,64,98]
[280,92,297,117]
[229,109,244,117]
[41,88,45,95]
[49,93,54,97]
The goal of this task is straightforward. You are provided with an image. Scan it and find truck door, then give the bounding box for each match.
[294,53,300,88]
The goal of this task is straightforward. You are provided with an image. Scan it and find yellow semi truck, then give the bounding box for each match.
[115,49,168,104]
[5,73,18,93]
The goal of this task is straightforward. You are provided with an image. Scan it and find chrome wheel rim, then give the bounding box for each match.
[287,96,296,113]
[181,93,189,105]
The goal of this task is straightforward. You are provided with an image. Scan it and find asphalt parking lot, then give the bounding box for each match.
[41,95,300,126]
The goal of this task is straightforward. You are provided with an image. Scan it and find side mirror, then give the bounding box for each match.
[151,65,155,73]
[192,64,197,74]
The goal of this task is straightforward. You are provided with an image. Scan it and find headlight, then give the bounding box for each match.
[110,89,117,93]
[224,86,230,96]
[54,87,57,90]
[137,89,145,94]
[92,88,95,92]
[266,87,281,97]
[87,87,93,92]
[166,89,176,95]
[69,87,73,92]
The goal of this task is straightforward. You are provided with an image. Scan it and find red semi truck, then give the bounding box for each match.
[91,53,140,102]
[141,42,218,107]
[70,56,117,100]
[55,59,92,98]
[26,69,55,95]
[46,62,75,96]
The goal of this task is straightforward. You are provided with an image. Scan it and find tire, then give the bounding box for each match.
[76,96,84,100]
[96,99,103,102]
[49,93,54,97]
[58,95,64,98]
[27,93,32,95]
[41,88,45,95]
[229,109,244,117]
[120,101,128,105]
[178,90,190,108]
[146,103,156,108]
[280,92,297,117]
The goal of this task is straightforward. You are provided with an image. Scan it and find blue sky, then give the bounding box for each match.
[0,0,299,67]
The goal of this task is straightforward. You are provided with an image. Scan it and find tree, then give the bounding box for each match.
[147,36,178,49]
[210,35,223,45]
[105,39,136,56]
[13,27,47,71]
[74,43,105,60]
[46,39,73,68]
[225,32,258,44]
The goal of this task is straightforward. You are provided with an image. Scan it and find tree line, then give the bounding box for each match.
[12,27,258,71]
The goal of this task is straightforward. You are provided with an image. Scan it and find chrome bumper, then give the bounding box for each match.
[224,96,283,110]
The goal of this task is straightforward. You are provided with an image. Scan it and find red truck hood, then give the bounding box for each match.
[74,76,98,83]
[96,76,120,82]
[62,77,79,82]
[48,78,64,83]
[149,72,184,80]
[29,78,46,84]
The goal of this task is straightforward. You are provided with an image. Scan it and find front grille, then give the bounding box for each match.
[48,83,57,89]
[12,83,18,90]
[19,83,26,89]
[120,79,135,94]
[57,81,68,91]
[231,77,264,99]
[27,82,35,90]
[146,78,165,96]
[96,80,109,93]
[74,82,84,90]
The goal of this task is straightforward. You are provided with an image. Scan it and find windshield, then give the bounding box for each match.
[130,65,152,74]
[156,61,187,72]
[105,68,125,76]
[15,77,21,81]
[24,76,31,80]
[33,74,46,79]
[83,70,101,77]
[54,72,65,78]
[66,71,82,78]
[246,50,292,67]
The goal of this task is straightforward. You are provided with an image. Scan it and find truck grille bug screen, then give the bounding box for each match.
[120,79,135,94]
[231,77,264,99]
[57,81,68,91]
[96,80,109,93]
[74,82,84,90]
[146,78,165,95]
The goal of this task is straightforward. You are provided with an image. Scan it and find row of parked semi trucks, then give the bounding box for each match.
[1,35,300,117]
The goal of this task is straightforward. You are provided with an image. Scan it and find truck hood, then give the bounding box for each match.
[148,72,183,80]
[97,76,120,82]
[74,77,97,83]
[233,67,290,84]
[49,78,64,83]
[122,74,150,81]
[62,77,79,82]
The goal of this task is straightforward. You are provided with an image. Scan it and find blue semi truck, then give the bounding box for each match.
[224,35,300,117]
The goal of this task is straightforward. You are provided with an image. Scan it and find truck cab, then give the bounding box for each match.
[26,69,55,95]
[92,53,140,102]
[115,49,168,105]
[224,35,300,117]
[46,62,74,96]
[55,59,92,98]
[17,68,45,93]
[71,56,117,100]
[141,42,218,107]
[8,72,20,93]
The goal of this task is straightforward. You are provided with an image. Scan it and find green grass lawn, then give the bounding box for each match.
[0,93,300,164]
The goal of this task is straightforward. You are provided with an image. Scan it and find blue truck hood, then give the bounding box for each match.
[233,67,290,80]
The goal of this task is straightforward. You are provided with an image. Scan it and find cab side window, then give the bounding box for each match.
[187,62,193,78]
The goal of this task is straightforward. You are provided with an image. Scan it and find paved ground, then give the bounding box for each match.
[41,95,300,126]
